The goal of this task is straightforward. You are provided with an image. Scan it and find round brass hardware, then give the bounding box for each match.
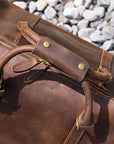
[43,41,50,48]
[78,63,85,70]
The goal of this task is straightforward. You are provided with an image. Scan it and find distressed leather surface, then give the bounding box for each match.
[0,1,114,144]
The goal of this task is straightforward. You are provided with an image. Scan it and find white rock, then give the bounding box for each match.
[58,12,68,23]
[78,28,95,39]
[97,21,108,30]
[102,26,114,39]
[13,1,27,9]
[85,0,92,8]
[97,0,110,8]
[77,19,89,29]
[71,8,81,19]
[77,5,85,19]
[72,25,78,35]
[111,11,114,18]
[94,7,105,18]
[63,8,80,19]
[63,8,73,19]
[64,1,74,8]
[83,10,98,21]
[34,11,41,16]
[29,1,36,13]
[74,0,84,7]
[50,18,58,25]
[41,14,47,20]
[90,33,105,43]
[108,0,114,12]
[55,4,64,11]
[110,18,114,27]
[36,0,47,11]
[69,19,79,25]
[102,40,114,51]
[109,51,114,56]
[83,38,92,43]
[64,24,73,33]
[47,0,58,7]
[90,19,102,28]
[57,23,68,31]
[44,6,56,19]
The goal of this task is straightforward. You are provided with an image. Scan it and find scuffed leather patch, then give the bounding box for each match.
[12,58,39,73]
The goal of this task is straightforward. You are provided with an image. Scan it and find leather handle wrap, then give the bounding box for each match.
[33,37,89,82]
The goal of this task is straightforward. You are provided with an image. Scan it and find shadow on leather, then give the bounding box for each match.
[0,70,110,143]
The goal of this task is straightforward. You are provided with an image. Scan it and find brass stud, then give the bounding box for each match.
[43,41,50,48]
[78,63,85,70]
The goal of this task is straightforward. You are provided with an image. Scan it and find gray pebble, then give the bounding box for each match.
[78,28,95,39]
[13,1,27,9]
[77,19,89,29]
[83,10,98,21]
[102,26,114,39]
[44,6,56,19]
[102,40,114,51]
[36,0,47,11]
[90,32,105,43]
[47,0,58,7]
[29,1,36,13]
[97,0,110,8]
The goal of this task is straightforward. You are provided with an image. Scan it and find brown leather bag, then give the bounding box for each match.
[0,1,114,144]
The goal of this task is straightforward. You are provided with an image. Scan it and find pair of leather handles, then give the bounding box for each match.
[0,21,111,130]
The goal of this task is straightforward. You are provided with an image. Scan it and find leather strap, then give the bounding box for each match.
[63,121,92,144]
[25,13,40,28]
[15,13,40,45]
[98,49,113,73]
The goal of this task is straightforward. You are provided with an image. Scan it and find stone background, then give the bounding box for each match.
[10,0,114,55]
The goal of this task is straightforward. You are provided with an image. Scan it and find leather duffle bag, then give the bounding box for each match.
[0,1,114,144]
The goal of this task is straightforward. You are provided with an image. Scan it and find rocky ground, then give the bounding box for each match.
[10,0,114,55]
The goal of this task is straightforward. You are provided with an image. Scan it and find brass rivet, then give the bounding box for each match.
[78,63,85,70]
[43,41,50,48]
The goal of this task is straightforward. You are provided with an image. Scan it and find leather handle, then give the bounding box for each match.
[0,45,34,74]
